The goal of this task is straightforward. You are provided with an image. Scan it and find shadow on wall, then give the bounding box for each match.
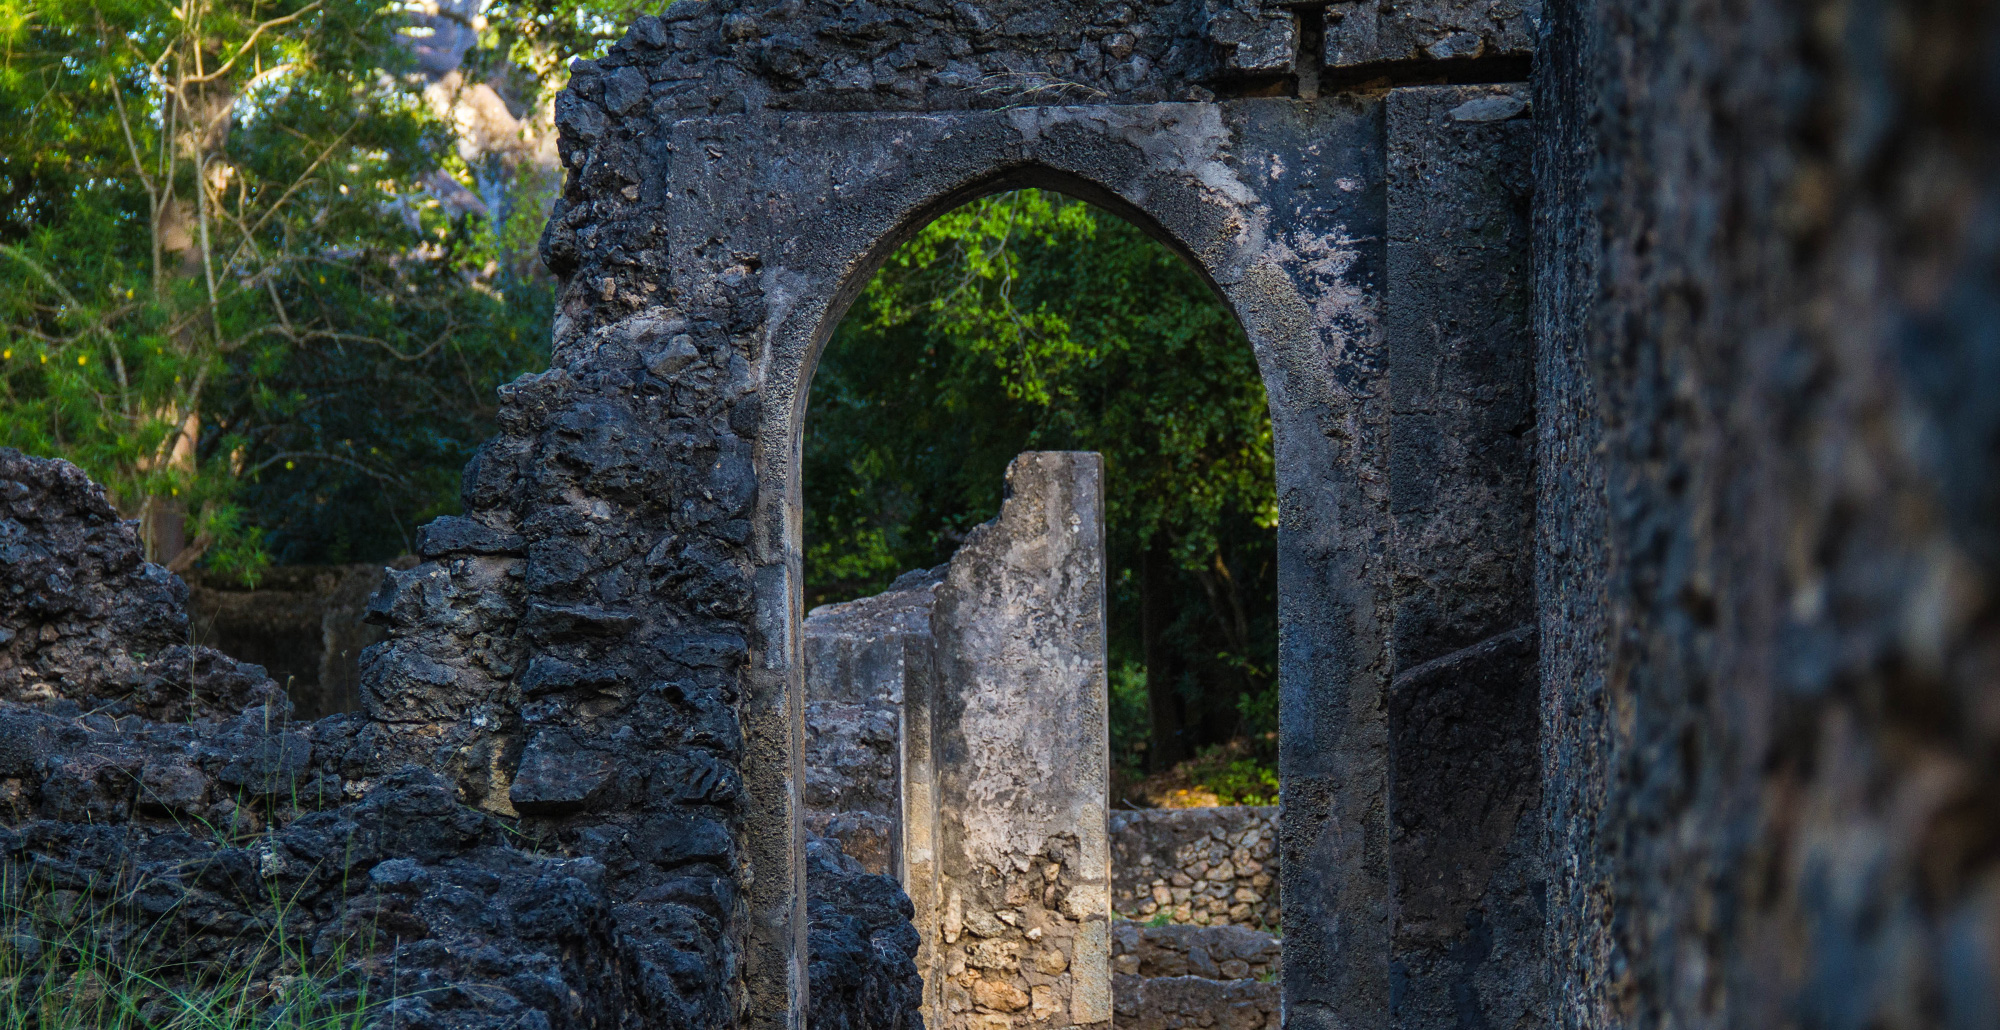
[185,558,417,719]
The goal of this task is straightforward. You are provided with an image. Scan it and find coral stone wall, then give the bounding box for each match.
[1109,922,1281,1030]
[0,449,924,1030]
[1111,922,1279,981]
[1111,976,1278,1030]
[1536,0,2000,1020]
[802,571,937,877]
[1110,808,1278,930]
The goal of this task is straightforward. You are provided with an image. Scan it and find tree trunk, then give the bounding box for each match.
[1141,536,1186,772]
[142,498,187,566]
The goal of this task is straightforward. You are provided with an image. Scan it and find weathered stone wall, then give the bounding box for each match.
[929,452,1112,1030]
[7,0,1556,1025]
[800,454,1113,1030]
[802,570,939,876]
[0,451,632,1027]
[806,838,926,1030]
[536,20,1547,1019]
[1110,974,1278,1030]
[1109,899,1281,1030]
[1112,921,1279,981]
[1536,0,2000,1023]
[536,0,1533,133]
[1110,808,1278,930]
[0,450,923,1030]
[8,0,1997,1022]
[1381,82,1542,1030]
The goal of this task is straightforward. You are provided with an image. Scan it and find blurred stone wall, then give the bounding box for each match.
[1110,921,1280,1030]
[187,560,416,719]
[802,570,938,877]
[1536,0,2000,1021]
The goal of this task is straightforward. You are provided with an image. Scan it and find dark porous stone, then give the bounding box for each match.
[416,516,528,558]
[806,838,923,1030]
[4,0,1992,1020]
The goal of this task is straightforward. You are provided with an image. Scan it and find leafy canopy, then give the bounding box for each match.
[0,0,546,573]
[806,189,1279,776]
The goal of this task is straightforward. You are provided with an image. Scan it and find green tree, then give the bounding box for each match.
[806,189,1279,778]
[0,0,546,572]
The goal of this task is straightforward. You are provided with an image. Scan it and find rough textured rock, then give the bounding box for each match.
[0,450,632,1029]
[6,0,1995,1021]
[0,0,1551,1020]
[803,568,941,876]
[1110,921,1278,981]
[929,452,1111,1030]
[1109,808,1278,930]
[807,838,925,1030]
[0,449,922,1030]
[803,455,1113,1030]
[0,452,279,723]
[1536,0,2000,1021]
[1110,974,1277,1030]
[530,0,1535,136]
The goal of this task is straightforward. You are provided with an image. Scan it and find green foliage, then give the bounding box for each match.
[0,0,549,570]
[1109,659,1151,782]
[1177,744,1280,807]
[806,189,1279,772]
[478,0,643,89]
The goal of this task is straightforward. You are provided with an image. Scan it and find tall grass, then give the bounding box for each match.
[0,871,392,1030]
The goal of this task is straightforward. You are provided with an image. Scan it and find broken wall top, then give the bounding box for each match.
[558,0,1537,123]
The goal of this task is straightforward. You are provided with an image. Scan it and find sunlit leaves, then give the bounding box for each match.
[0,0,541,573]
[806,190,1281,761]
[820,188,1277,574]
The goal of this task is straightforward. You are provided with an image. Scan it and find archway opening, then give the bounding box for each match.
[798,187,1283,1030]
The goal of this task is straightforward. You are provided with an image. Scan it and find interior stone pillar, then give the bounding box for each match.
[802,452,1111,1030]
[928,452,1111,1030]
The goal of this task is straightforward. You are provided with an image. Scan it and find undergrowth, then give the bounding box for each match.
[0,870,391,1030]
[1177,744,1279,807]
[1122,739,1280,808]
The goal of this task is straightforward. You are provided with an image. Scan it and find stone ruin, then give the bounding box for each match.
[800,452,1278,1030]
[1109,807,1278,933]
[803,452,1113,1030]
[1,0,1997,1025]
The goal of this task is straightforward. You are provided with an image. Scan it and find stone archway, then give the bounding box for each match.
[436,10,1542,1028]
[738,114,1383,1030]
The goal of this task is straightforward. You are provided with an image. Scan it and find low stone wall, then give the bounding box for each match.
[1108,913,1280,1030]
[802,570,937,877]
[186,559,417,719]
[1110,808,1278,929]
[1111,921,1278,981]
[1110,975,1277,1030]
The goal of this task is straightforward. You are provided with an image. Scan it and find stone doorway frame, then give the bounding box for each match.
[719,99,1394,1030]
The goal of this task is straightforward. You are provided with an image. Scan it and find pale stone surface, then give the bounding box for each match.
[930,452,1111,1030]
[802,570,941,875]
[804,453,1112,1030]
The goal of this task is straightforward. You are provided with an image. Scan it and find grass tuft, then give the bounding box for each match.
[0,870,393,1030]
